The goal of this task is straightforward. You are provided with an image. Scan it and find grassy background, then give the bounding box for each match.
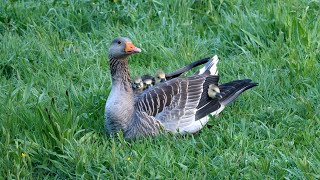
[0,0,319,178]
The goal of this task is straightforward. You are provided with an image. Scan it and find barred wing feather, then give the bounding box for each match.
[134,75,216,133]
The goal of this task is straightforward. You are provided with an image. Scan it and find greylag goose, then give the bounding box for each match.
[105,37,258,139]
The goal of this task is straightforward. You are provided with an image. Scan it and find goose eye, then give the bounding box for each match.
[117,41,121,45]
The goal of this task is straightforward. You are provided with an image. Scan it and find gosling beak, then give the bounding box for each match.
[215,93,222,99]
[125,42,141,54]
[146,84,153,89]
[160,78,166,83]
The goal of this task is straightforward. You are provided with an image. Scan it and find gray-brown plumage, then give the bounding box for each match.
[105,37,258,139]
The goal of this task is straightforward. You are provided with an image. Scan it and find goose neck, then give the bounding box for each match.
[109,57,133,93]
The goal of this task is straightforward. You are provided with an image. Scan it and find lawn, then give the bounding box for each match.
[0,0,319,179]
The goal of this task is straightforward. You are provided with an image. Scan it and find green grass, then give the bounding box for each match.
[1,0,319,178]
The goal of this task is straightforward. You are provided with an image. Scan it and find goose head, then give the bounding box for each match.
[208,84,222,99]
[154,70,166,84]
[133,76,144,90]
[109,37,141,59]
[143,78,153,89]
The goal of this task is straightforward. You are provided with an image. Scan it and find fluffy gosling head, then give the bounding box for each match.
[208,84,222,99]
[143,78,153,89]
[154,70,166,84]
[132,77,144,90]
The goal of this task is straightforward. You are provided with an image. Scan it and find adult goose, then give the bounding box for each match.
[105,37,257,139]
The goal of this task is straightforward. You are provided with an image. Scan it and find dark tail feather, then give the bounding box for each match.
[195,79,257,120]
[219,79,258,106]
[166,57,210,79]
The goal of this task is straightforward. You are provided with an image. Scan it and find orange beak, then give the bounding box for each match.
[125,42,141,54]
